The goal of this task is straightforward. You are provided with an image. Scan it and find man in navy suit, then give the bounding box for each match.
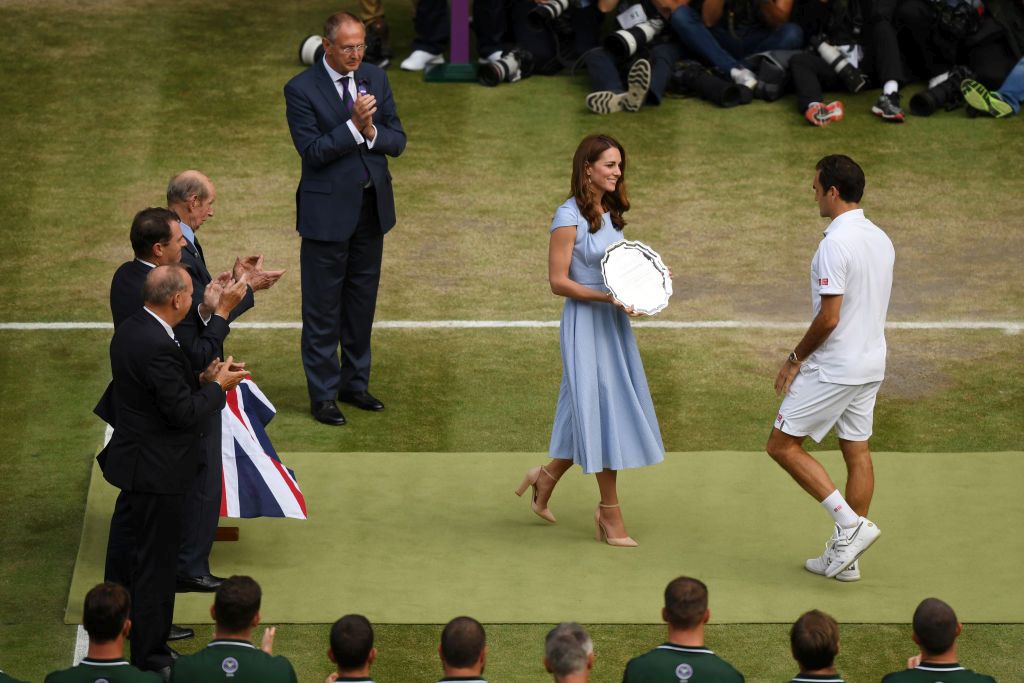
[100,265,246,675]
[284,11,407,426]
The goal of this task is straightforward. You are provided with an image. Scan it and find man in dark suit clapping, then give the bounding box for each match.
[100,264,247,675]
[284,11,406,426]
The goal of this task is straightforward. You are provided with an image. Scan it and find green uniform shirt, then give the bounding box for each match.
[44,658,161,683]
[622,643,745,683]
[788,674,845,683]
[169,639,298,683]
[882,662,997,683]
[1,670,29,683]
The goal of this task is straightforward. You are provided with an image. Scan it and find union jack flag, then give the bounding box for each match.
[220,378,307,520]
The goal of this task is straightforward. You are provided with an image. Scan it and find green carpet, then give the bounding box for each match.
[66,452,1023,625]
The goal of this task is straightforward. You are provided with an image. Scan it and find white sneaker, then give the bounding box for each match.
[825,517,880,577]
[623,58,651,112]
[586,90,627,114]
[805,529,861,581]
[478,50,503,64]
[400,50,445,71]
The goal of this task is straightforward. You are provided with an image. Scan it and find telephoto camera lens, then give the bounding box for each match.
[299,34,325,66]
[478,48,535,86]
[527,0,571,31]
[604,17,664,60]
[909,65,974,116]
[814,38,867,93]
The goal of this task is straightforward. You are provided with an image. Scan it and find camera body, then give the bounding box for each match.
[910,65,975,115]
[478,48,535,86]
[811,36,867,93]
[604,16,665,60]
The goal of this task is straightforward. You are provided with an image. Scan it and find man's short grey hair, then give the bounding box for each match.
[143,264,188,306]
[545,622,592,676]
[166,171,210,206]
[323,11,362,44]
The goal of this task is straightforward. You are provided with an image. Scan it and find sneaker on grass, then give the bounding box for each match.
[805,528,861,581]
[586,90,628,114]
[961,79,1014,118]
[805,101,844,127]
[623,59,651,112]
[872,92,905,122]
[400,49,444,71]
[825,517,880,578]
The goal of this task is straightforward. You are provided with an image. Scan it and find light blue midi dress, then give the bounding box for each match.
[548,197,665,474]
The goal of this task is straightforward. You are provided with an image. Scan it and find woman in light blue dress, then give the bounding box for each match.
[514,134,664,547]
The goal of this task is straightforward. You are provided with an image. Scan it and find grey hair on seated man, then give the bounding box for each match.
[544,622,595,682]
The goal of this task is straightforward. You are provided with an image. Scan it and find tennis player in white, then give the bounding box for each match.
[766,154,895,582]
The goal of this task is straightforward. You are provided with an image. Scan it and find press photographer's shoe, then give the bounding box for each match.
[364,17,393,68]
[623,58,651,112]
[961,79,1014,118]
[805,101,844,127]
[400,50,444,71]
[586,91,627,114]
[872,92,905,122]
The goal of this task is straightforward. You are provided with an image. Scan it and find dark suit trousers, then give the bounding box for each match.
[301,188,383,401]
[177,415,222,578]
[127,491,184,672]
[104,491,134,588]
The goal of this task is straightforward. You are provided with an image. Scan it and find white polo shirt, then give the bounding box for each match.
[805,208,895,385]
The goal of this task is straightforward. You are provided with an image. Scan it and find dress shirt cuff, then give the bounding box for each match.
[346,119,365,145]
[365,125,378,148]
[197,303,211,326]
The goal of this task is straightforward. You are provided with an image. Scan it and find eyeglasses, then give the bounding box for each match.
[337,44,367,55]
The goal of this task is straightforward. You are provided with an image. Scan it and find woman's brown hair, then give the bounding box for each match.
[570,134,629,233]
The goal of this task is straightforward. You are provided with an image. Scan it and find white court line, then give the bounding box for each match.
[73,625,88,665]
[1,320,1022,332]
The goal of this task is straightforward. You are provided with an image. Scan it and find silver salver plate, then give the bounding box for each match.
[600,240,673,315]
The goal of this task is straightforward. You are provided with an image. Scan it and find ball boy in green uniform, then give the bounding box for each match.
[45,583,160,683]
[882,598,996,683]
[787,610,846,683]
[169,576,296,683]
[622,577,745,682]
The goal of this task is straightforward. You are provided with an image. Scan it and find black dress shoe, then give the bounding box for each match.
[175,574,224,593]
[167,624,194,641]
[338,391,385,411]
[155,666,172,682]
[312,400,346,425]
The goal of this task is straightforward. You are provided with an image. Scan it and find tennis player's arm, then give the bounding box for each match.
[793,294,843,360]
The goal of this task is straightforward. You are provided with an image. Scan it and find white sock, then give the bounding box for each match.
[929,71,950,89]
[821,489,859,528]
[730,67,758,89]
[883,80,898,96]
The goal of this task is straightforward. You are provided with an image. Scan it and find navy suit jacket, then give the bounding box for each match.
[283,60,406,242]
[98,309,225,495]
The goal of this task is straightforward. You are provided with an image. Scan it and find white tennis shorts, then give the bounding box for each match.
[773,366,882,442]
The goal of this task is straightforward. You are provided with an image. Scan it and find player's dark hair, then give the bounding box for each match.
[790,610,840,671]
[816,155,865,204]
[82,582,131,643]
[130,207,178,259]
[664,576,708,629]
[913,598,959,655]
[330,614,374,670]
[213,575,262,633]
[441,616,486,668]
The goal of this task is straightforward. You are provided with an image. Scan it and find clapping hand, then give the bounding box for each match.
[235,255,285,292]
[352,92,377,135]
[260,626,276,654]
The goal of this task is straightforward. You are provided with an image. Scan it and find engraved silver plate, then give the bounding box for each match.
[600,240,672,315]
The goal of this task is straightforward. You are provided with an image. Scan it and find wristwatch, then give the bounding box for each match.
[787,351,801,364]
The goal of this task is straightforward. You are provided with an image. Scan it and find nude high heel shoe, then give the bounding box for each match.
[515,466,559,523]
[594,503,638,547]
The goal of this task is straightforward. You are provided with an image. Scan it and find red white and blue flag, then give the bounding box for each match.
[220,378,307,520]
